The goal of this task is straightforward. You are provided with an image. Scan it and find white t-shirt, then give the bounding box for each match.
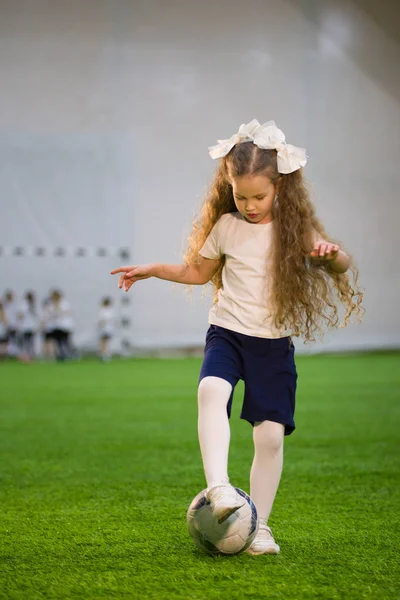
[49,299,74,332]
[98,307,114,336]
[200,211,291,339]
[17,300,39,332]
[40,304,55,333]
[3,300,18,330]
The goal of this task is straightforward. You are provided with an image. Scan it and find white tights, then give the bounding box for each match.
[198,376,284,522]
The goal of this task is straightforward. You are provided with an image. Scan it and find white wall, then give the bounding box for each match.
[1,0,399,352]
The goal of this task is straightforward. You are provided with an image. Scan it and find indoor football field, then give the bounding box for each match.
[1,353,399,600]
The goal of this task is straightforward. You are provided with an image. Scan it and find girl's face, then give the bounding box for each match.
[230,174,277,225]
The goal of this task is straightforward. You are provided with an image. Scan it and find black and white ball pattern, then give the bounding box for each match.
[187,488,258,555]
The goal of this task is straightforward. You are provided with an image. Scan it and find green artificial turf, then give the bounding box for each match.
[0,353,399,600]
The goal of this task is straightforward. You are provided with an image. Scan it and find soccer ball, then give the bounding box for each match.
[186,488,258,555]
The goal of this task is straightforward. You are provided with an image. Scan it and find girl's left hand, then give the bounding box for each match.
[310,242,340,262]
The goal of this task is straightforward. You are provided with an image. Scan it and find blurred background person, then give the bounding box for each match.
[98,297,114,362]
[40,297,55,361]
[17,291,39,363]
[3,290,19,359]
[0,300,8,360]
[49,290,74,362]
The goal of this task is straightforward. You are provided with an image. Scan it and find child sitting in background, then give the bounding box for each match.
[98,297,114,362]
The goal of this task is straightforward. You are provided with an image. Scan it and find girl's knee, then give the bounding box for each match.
[254,420,284,456]
[198,376,232,405]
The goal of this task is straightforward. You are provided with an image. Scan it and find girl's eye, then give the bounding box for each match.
[256,196,265,200]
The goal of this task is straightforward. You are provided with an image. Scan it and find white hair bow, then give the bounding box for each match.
[208,119,308,174]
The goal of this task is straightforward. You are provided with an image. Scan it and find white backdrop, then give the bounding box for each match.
[1,0,399,352]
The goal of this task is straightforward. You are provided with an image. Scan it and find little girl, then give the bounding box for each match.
[17,291,39,362]
[48,290,74,361]
[111,120,362,556]
[98,297,114,362]
[3,290,19,358]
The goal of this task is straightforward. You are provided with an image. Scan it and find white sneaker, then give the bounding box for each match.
[206,484,246,524]
[245,522,280,555]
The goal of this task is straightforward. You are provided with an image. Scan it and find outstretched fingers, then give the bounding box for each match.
[110,266,134,275]
[311,242,340,261]
[110,265,137,290]
[110,264,150,291]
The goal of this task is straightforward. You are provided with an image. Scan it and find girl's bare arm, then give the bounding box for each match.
[111,256,221,291]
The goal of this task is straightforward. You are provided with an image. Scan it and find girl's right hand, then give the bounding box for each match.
[110,264,155,292]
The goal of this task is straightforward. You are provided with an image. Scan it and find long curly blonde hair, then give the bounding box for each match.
[184,142,363,342]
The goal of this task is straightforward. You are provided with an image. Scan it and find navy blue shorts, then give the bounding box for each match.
[199,325,298,435]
